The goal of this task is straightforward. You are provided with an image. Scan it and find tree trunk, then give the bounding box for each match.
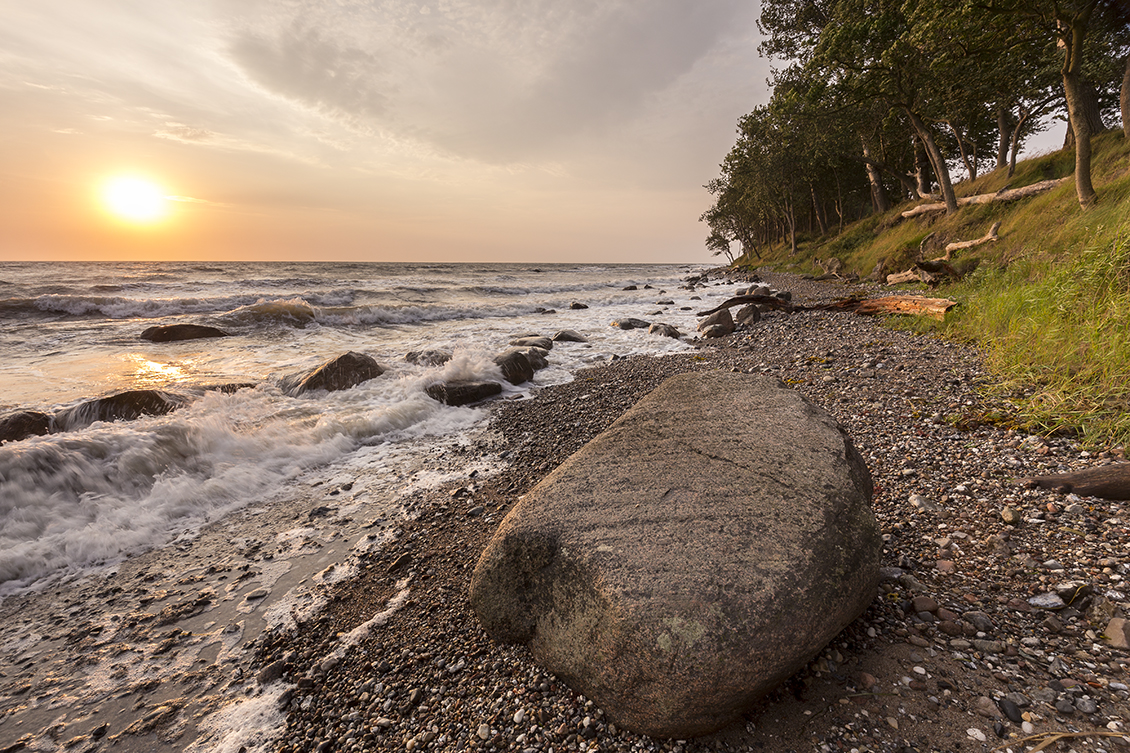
[948,121,977,181]
[996,107,1014,171]
[861,135,890,213]
[1008,104,1033,178]
[907,110,958,214]
[810,184,829,236]
[914,137,932,197]
[1122,54,1129,140]
[1055,0,1099,208]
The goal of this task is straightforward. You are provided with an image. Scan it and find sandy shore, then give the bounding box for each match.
[2,273,1127,753]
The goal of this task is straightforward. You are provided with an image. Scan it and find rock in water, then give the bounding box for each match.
[139,324,230,342]
[0,411,53,443]
[470,372,879,738]
[552,329,587,343]
[54,390,187,431]
[280,351,384,396]
[494,349,535,386]
[509,336,553,350]
[648,323,682,339]
[424,381,503,406]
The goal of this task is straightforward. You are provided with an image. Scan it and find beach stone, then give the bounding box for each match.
[696,309,735,336]
[611,318,650,330]
[139,323,230,342]
[735,305,761,326]
[494,349,536,385]
[405,350,453,367]
[0,410,52,443]
[552,330,587,343]
[1028,592,1066,610]
[510,336,553,350]
[470,372,879,738]
[648,323,681,339]
[280,351,384,396]
[516,347,550,371]
[54,390,188,431]
[425,381,503,407]
[569,302,588,310]
[1103,617,1130,649]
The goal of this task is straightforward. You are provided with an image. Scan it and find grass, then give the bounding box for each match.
[737,129,1130,450]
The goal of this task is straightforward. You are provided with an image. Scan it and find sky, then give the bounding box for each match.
[0,0,773,263]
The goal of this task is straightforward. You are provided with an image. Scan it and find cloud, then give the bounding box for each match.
[224,0,751,164]
[155,123,216,142]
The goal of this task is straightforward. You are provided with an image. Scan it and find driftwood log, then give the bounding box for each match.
[696,295,956,321]
[1018,463,1130,501]
[901,177,1071,218]
[944,221,1001,256]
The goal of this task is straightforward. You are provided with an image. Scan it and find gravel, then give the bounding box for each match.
[157,274,1130,751]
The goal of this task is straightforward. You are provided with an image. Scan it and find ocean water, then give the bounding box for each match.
[0,261,720,599]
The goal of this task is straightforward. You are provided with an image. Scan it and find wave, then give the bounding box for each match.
[0,289,356,322]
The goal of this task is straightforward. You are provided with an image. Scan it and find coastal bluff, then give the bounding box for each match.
[470,371,881,738]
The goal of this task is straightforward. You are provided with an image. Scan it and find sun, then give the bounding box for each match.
[102,177,170,223]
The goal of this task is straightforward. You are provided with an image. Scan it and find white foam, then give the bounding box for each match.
[183,683,292,753]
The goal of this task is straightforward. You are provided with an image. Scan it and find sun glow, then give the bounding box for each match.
[102,177,170,223]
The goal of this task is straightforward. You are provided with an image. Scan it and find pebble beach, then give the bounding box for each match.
[2,272,1128,753]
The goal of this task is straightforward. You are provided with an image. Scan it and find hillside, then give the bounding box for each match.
[734,130,1130,449]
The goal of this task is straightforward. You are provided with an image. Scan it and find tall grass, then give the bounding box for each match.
[946,225,1130,448]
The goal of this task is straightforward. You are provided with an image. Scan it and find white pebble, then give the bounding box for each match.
[513,709,526,724]
[966,728,986,742]
[477,723,490,740]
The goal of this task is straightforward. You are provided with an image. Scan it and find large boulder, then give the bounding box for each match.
[470,372,879,738]
[647,322,681,339]
[0,411,52,443]
[54,390,188,431]
[611,318,650,331]
[280,351,383,396]
[140,324,230,342]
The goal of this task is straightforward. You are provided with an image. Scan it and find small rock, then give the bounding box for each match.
[966,727,987,742]
[1001,506,1021,525]
[1028,592,1066,610]
[1076,698,1099,714]
[998,697,1023,723]
[974,696,1000,718]
[477,724,490,740]
[1103,617,1130,649]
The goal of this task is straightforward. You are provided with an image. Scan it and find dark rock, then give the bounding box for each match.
[647,323,681,339]
[622,285,638,291]
[552,330,588,343]
[998,697,1023,723]
[0,411,52,443]
[139,323,230,342]
[425,381,503,406]
[406,350,453,367]
[54,390,187,431]
[569,302,589,310]
[494,349,535,385]
[471,372,879,738]
[280,351,383,396]
[510,336,553,350]
[258,659,286,685]
[610,318,651,331]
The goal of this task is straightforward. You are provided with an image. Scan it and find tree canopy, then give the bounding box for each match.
[702,0,1130,258]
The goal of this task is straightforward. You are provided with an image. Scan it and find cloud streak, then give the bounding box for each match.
[225,0,753,163]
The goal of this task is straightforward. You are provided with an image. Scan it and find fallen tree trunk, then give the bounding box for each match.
[695,295,798,317]
[821,295,957,320]
[697,294,957,321]
[1019,463,1130,501]
[944,221,1001,256]
[886,270,921,285]
[902,178,1070,218]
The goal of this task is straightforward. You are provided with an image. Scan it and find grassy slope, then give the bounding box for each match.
[738,130,1130,449]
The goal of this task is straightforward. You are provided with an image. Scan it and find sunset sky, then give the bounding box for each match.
[1,0,773,263]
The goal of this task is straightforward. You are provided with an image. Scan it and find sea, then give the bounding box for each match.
[0,261,719,601]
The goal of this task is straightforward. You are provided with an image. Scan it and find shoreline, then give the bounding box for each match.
[3,273,1128,752]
